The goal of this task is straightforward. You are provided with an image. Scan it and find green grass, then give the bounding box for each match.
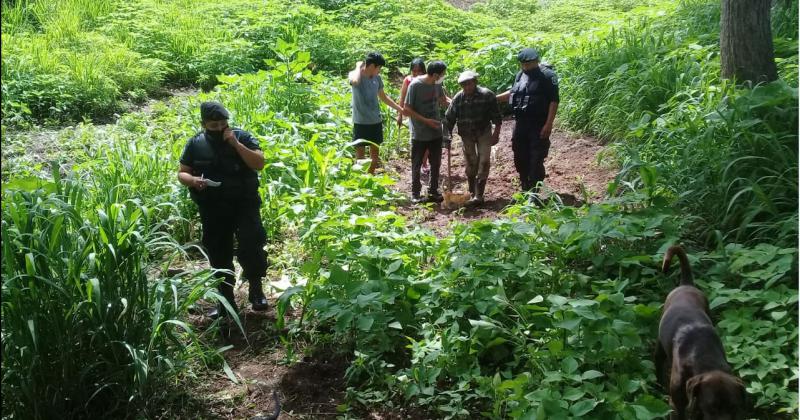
[1,167,224,418]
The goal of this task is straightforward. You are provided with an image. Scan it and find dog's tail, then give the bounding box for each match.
[251,390,280,420]
[662,245,694,286]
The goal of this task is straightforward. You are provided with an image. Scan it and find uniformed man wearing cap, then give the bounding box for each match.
[178,101,270,318]
[497,48,560,196]
[444,70,502,204]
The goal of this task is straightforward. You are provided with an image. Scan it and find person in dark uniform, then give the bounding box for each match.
[177,101,269,318]
[497,48,559,195]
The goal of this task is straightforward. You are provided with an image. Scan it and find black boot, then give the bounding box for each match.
[467,177,476,196]
[475,178,486,203]
[248,280,269,311]
[209,280,238,319]
[428,189,443,203]
[519,176,531,192]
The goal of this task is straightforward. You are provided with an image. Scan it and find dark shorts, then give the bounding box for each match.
[353,122,384,147]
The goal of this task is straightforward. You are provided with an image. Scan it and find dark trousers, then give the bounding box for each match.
[411,138,443,196]
[511,123,550,192]
[198,198,268,290]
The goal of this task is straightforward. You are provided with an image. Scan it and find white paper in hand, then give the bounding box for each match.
[204,178,222,187]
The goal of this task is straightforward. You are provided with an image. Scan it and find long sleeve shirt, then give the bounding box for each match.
[444,86,501,136]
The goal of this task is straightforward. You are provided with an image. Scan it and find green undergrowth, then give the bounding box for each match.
[1,0,797,418]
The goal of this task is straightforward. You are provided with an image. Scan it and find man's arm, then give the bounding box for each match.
[397,80,410,126]
[404,103,440,130]
[540,102,558,139]
[348,61,364,85]
[439,86,452,107]
[178,164,206,190]
[540,74,560,139]
[443,93,459,134]
[496,90,510,103]
[225,129,265,170]
[488,92,503,144]
[378,89,403,114]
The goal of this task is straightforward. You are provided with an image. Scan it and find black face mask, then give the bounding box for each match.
[524,67,542,77]
[205,130,225,143]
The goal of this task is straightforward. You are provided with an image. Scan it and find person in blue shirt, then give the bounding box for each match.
[348,52,403,174]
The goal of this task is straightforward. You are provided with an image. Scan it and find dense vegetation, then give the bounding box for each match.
[1,0,797,418]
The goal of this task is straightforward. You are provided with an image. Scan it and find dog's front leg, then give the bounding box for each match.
[655,343,668,389]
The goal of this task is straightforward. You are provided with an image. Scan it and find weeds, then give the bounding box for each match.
[2,0,797,418]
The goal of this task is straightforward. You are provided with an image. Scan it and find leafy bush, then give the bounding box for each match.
[1,32,165,125]
[551,0,798,247]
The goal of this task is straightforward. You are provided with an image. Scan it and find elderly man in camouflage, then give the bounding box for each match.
[444,71,502,205]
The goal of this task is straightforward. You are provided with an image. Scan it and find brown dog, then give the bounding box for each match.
[656,245,746,420]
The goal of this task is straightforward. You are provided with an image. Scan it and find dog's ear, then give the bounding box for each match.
[685,374,704,416]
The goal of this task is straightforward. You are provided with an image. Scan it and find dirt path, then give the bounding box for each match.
[171,287,421,420]
[387,117,617,235]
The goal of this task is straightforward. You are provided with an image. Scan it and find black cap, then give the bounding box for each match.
[517,48,540,62]
[200,101,230,121]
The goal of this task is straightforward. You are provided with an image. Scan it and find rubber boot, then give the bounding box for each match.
[519,176,532,193]
[467,177,476,196]
[468,178,486,205]
[208,278,238,319]
[475,178,486,203]
[248,280,269,311]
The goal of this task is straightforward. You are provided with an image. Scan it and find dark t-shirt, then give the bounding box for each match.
[180,128,261,202]
[406,79,445,142]
[180,129,260,168]
[510,67,560,127]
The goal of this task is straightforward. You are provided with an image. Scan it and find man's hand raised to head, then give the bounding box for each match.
[223,127,238,146]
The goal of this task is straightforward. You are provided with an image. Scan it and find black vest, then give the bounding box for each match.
[509,67,555,125]
[186,131,259,203]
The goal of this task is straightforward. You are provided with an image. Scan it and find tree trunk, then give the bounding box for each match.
[720,0,778,84]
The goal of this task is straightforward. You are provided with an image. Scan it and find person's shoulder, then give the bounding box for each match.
[477,86,495,96]
[540,64,559,85]
[233,128,257,142]
[232,127,251,136]
[407,77,424,90]
[186,131,205,144]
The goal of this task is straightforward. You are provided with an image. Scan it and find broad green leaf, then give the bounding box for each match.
[561,357,578,374]
[357,316,374,331]
[569,399,598,416]
[582,370,604,380]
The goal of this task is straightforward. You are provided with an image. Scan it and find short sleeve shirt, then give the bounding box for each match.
[510,67,560,126]
[179,129,260,172]
[405,79,445,142]
[351,74,384,125]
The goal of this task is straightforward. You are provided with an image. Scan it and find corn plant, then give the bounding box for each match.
[1,173,219,418]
